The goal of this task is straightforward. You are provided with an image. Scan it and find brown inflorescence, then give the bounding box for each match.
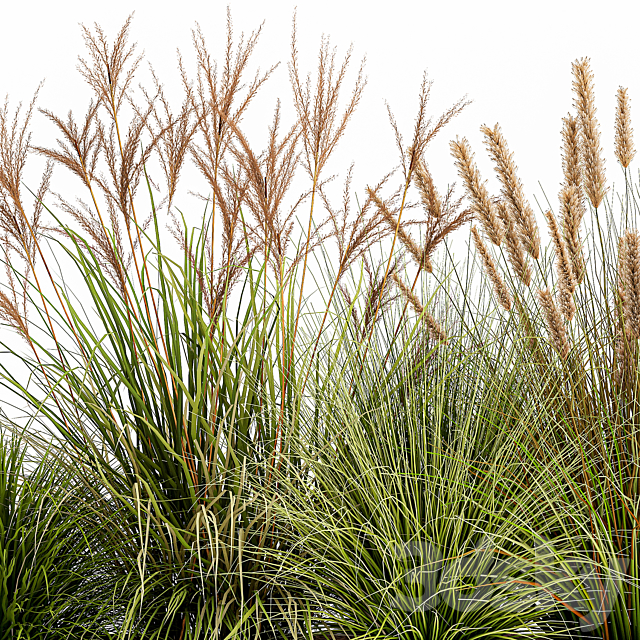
[618,230,640,339]
[537,288,571,359]
[471,225,512,311]
[391,272,448,344]
[450,137,504,247]
[615,87,636,169]
[572,57,607,209]
[481,123,540,259]
[495,200,531,287]
[545,209,577,322]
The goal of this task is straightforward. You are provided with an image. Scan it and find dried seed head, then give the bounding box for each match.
[0,290,29,342]
[496,200,531,286]
[615,87,635,169]
[480,123,540,259]
[425,313,449,345]
[413,158,442,219]
[370,189,431,271]
[572,57,607,208]
[537,288,571,359]
[471,225,512,311]
[450,137,504,246]
[561,114,583,190]
[618,230,640,339]
[544,209,577,322]
[391,272,448,343]
[559,184,586,284]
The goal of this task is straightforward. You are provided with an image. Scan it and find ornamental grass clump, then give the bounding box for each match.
[454,56,640,639]
[0,429,113,639]
[0,9,470,640]
[6,7,640,640]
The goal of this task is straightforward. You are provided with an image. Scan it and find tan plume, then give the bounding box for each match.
[572,57,607,208]
[480,123,540,259]
[615,87,635,169]
[538,288,571,359]
[450,137,504,246]
[471,225,512,311]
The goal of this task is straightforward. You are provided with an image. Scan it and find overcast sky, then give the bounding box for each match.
[2,0,638,223]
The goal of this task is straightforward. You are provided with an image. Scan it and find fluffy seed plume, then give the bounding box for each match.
[613,329,636,388]
[370,189,432,272]
[471,225,512,311]
[538,288,571,359]
[559,185,585,284]
[496,200,531,286]
[615,87,635,169]
[618,230,640,339]
[561,114,583,190]
[480,123,540,259]
[391,272,448,343]
[572,57,607,208]
[545,209,577,322]
[0,290,29,340]
[413,158,442,219]
[450,137,504,246]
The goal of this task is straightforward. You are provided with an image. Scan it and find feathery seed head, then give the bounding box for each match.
[559,184,586,284]
[391,272,448,343]
[538,288,571,359]
[496,200,532,286]
[615,86,635,169]
[413,158,442,219]
[572,57,607,208]
[619,230,640,339]
[561,114,583,190]
[480,123,540,259]
[450,137,504,246]
[545,208,577,322]
[471,225,512,311]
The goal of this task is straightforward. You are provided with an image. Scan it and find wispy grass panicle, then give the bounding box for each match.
[390,271,448,343]
[78,15,141,119]
[371,189,431,271]
[0,92,54,343]
[140,67,200,214]
[480,123,540,259]
[615,86,635,169]
[191,8,276,170]
[0,286,29,340]
[544,209,577,322]
[190,8,277,298]
[451,136,504,246]
[413,157,442,219]
[471,225,512,310]
[0,91,52,270]
[322,168,393,276]
[496,199,532,286]
[537,288,571,359]
[618,230,640,339]
[572,57,607,208]
[227,101,305,283]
